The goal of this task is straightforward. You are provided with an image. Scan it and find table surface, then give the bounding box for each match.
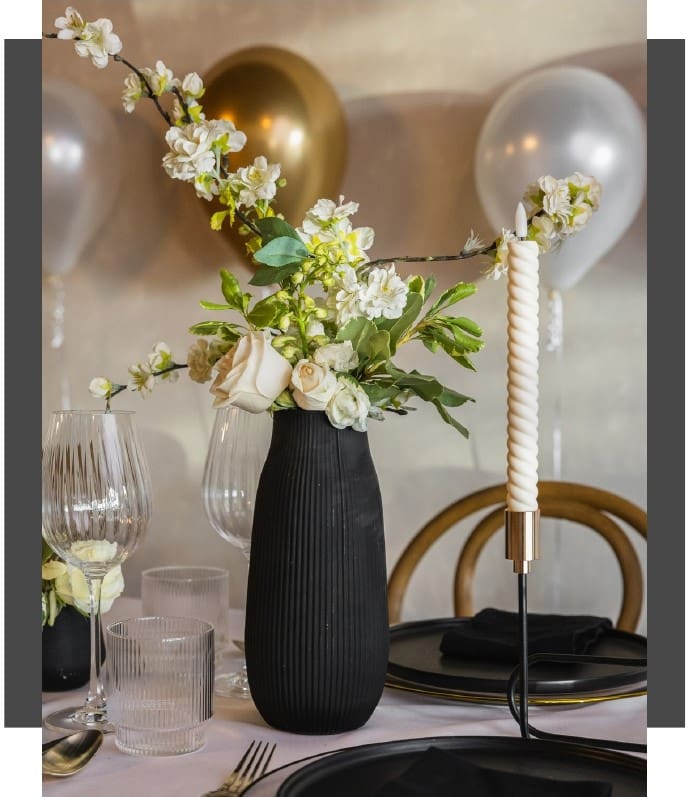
[42,597,647,797]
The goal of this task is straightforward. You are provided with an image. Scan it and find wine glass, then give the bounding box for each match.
[42,410,152,732]
[202,406,271,698]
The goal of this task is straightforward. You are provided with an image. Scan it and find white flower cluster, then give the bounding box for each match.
[54,6,122,68]
[89,342,178,399]
[329,263,409,326]
[523,172,602,253]
[484,172,602,279]
[297,196,375,268]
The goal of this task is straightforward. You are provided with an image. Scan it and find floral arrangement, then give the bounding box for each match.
[45,8,601,437]
[41,538,124,627]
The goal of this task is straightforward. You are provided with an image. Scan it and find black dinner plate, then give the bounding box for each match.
[388,617,647,696]
[274,736,646,797]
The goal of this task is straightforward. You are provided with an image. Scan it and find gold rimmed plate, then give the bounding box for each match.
[386,618,647,704]
[240,736,646,797]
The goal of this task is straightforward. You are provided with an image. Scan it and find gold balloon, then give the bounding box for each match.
[201,46,347,255]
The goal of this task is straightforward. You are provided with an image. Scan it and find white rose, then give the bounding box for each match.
[326,377,370,432]
[42,560,67,581]
[210,331,292,412]
[314,341,358,372]
[54,562,125,615]
[291,360,338,411]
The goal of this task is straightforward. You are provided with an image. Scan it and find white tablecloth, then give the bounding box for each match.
[42,597,646,796]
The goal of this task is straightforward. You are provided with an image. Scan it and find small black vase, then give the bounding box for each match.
[245,410,389,734]
[42,606,105,691]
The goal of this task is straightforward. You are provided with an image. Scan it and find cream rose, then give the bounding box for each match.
[291,360,338,411]
[210,331,292,412]
[325,377,370,432]
[313,341,359,372]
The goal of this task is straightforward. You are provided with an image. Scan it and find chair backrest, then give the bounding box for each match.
[387,480,647,631]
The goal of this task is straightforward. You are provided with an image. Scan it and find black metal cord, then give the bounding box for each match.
[506,651,648,754]
[517,574,530,738]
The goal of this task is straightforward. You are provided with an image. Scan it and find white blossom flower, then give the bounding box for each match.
[128,362,155,395]
[306,319,326,338]
[73,18,122,69]
[314,341,359,372]
[538,176,572,223]
[232,156,282,207]
[291,360,338,411]
[143,60,179,96]
[326,377,370,432]
[360,264,408,320]
[194,173,220,201]
[208,119,247,155]
[484,228,515,280]
[181,72,205,99]
[147,341,173,371]
[568,172,602,209]
[301,195,360,234]
[528,214,560,254]
[329,267,363,326]
[121,73,143,113]
[54,6,85,39]
[162,123,217,182]
[89,376,113,398]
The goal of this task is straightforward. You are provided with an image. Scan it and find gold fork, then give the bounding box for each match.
[203,740,277,796]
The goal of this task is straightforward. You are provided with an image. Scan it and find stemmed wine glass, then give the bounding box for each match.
[202,406,271,698]
[42,410,152,732]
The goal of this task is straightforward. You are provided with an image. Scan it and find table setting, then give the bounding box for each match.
[41,5,647,795]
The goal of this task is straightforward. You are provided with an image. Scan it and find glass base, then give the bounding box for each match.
[44,705,114,734]
[215,665,251,699]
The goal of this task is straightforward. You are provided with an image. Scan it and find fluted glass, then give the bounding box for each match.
[201,406,271,697]
[42,410,152,733]
[106,617,214,756]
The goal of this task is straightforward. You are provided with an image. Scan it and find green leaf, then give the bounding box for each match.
[248,295,283,329]
[336,318,379,360]
[407,275,425,296]
[438,385,474,407]
[385,365,444,402]
[445,315,483,337]
[378,293,423,354]
[255,217,302,244]
[427,282,476,316]
[199,300,234,311]
[253,236,308,267]
[424,275,437,301]
[362,382,401,406]
[220,269,242,306]
[419,325,479,368]
[249,263,300,286]
[366,330,391,367]
[432,398,470,438]
[189,321,226,335]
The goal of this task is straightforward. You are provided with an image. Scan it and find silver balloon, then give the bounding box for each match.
[42,79,122,275]
[474,66,646,290]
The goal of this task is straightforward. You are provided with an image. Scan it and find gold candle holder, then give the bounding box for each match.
[505,509,540,573]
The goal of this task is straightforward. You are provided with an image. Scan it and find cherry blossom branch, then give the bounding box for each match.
[363,243,496,269]
[112,53,172,125]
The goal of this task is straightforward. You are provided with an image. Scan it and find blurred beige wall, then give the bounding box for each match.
[42,1,647,632]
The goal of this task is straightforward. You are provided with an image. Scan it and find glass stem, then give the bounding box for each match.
[84,574,106,715]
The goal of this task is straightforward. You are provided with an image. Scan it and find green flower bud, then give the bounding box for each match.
[278,314,292,332]
[303,295,316,309]
[291,271,304,285]
[314,307,328,320]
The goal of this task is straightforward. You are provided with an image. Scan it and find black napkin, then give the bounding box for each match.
[373,746,612,797]
[439,608,613,662]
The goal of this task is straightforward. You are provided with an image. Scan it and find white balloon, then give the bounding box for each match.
[42,79,122,275]
[474,67,646,290]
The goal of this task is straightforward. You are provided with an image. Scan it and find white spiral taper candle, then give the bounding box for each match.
[506,203,540,512]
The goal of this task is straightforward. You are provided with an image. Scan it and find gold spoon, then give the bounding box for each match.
[42,730,103,777]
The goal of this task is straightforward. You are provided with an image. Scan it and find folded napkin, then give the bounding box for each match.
[439,608,613,662]
[373,746,612,797]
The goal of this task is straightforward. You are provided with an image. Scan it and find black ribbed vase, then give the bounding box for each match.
[245,410,389,734]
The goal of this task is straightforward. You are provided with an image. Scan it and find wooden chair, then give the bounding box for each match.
[387,481,647,632]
